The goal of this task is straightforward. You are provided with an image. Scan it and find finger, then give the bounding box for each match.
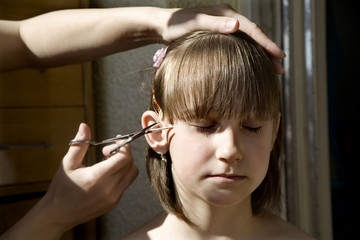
[195,3,285,59]
[236,18,286,59]
[217,4,285,58]
[193,14,285,74]
[271,57,285,74]
[101,134,130,157]
[102,143,114,157]
[195,3,236,16]
[114,164,139,197]
[63,123,91,170]
[192,14,239,33]
[95,144,134,176]
[98,165,139,212]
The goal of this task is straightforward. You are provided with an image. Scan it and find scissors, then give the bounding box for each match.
[69,122,173,155]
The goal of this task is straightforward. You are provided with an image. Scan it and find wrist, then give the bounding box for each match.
[0,195,67,240]
[129,7,168,44]
[105,7,165,47]
[147,7,177,44]
[152,7,184,43]
[32,196,69,238]
[36,191,73,235]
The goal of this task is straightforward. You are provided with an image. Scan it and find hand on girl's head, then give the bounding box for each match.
[270,58,285,74]
[164,3,285,75]
[204,3,286,74]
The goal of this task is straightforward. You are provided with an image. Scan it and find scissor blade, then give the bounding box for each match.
[109,123,173,154]
[101,122,159,144]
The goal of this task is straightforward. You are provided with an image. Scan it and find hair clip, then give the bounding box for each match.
[153,47,168,68]
[152,90,163,119]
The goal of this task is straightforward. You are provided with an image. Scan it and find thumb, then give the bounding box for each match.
[63,123,91,170]
[216,17,239,33]
[195,15,239,33]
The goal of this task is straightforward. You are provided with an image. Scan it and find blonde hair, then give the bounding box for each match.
[146,31,283,221]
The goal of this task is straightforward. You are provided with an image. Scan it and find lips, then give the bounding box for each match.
[207,174,245,183]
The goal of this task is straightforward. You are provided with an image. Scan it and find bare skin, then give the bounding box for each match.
[0,4,285,73]
[122,209,316,240]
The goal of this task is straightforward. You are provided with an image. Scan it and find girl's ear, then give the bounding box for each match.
[142,110,169,154]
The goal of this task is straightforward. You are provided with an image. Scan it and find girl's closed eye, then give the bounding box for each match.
[241,120,263,134]
[190,120,219,134]
[242,125,262,133]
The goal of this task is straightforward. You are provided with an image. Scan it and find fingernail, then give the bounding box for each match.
[225,19,237,30]
[78,123,85,137]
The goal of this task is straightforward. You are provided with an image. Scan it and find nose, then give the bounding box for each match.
[215,126,243,162]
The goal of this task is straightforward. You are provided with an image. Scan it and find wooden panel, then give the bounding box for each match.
[0,64,83,107]
[0,107,84,187]
[0,0,96,238]
[0,0,80,20]
[0,181,49,197]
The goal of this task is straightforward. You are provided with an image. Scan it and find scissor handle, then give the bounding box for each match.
[109,122,159,154]
[109,137,133,154]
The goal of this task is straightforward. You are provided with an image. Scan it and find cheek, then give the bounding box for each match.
[168,132,211,181]
[243,134,273,176]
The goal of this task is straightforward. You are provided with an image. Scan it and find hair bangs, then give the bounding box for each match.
[148,31,284,220]
[153,31,280,123]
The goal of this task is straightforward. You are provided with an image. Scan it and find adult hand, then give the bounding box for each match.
[161,3,285,74]
[44,123,139,231]
[0,123,138,240]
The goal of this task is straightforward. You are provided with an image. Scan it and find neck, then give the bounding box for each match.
[163,196,258,239]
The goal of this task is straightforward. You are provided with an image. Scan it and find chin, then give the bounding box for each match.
[204,191,250,207]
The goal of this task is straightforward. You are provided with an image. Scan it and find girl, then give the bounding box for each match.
[122,31,315,239]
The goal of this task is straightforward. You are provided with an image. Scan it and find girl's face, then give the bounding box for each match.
[167,115,279,208]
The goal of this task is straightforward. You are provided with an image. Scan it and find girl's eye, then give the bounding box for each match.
[242,125,262,134]
[196,124,217,132]
[190,121,219,133]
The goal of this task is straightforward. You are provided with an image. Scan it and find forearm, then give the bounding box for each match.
[0,4,285,73]
[0,21,29,71]
[1,7,170,71]
[0,197,67,240]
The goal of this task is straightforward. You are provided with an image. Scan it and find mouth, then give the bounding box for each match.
[207,174,246,183]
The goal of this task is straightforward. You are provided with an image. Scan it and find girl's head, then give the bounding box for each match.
[144,30,283,221]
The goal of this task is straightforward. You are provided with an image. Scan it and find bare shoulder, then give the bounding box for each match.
[256,211,317,240]
[120,212,166,240]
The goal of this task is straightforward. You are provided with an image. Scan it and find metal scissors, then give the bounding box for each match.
[69,122,173,155]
